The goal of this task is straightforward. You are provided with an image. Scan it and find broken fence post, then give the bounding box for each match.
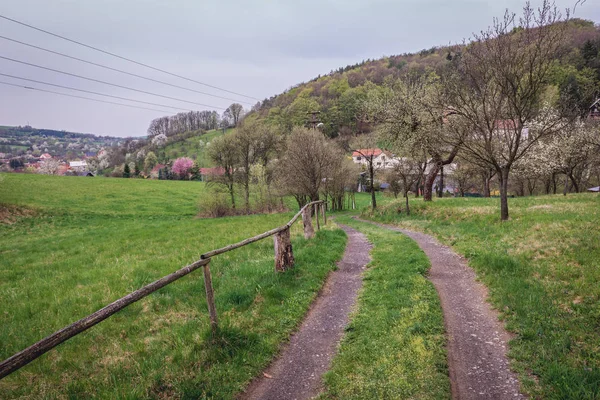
[321,202,327,225]
[274,227,295,272]
[302,205,315,239]
[202,259,218,335]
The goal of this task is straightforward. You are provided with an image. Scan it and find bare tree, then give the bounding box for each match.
[387,158,421,215]
[349,133,383,210]
[206,135,239,209]
[234,118,279,213]
[276,127,339,208]
[440,1,568,220]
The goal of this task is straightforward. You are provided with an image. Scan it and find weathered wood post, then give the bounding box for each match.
[321,202,326,225]
[202,260,218,335]
[274,227,294,272]
[302,205,315,239]
[315,203,320,230]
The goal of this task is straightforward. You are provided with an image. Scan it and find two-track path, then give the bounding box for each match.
[242,218,525,400]
[241,225,371,400]
[356,218,525,400]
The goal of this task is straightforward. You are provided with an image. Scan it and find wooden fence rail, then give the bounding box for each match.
[0,201,326,380]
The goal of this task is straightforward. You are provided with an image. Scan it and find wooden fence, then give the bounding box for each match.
[0,201,326,380]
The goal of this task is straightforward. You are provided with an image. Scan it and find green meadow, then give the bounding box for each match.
[363,193,600,399]
[0,173,346,399]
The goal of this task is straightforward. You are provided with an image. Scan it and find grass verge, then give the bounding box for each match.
[362,194,600,399]
[320,215,450,400]
[0,173,346,399]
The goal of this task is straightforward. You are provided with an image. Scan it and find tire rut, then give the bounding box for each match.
[355,217,525,400]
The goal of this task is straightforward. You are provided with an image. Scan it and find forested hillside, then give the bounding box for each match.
[254,19,600,138]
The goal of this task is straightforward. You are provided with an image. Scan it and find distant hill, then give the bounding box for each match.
[255,19,600,138]
[0,125,123,160]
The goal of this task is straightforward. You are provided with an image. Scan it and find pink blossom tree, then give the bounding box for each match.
[172,157,194,180]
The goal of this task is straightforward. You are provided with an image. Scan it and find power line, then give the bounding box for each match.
[0,34,254,105]
[0,55,226,110]
[0,80,174,113]
[0,72,193,112]
[0,14,261,101]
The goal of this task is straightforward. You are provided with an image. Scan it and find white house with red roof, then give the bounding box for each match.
[351,148,399,169]
[39,153,52,160]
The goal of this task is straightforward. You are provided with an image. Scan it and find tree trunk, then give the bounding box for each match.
[499,167,510,221]
[569,173,580,193]
[369,158,377,209]
[423,163,440,202]
[563,174,569,196]
[229,183,236,209]
[437,166,444,198]
[552,173,557,194]
[244,180,250,214]
[405,192,410,216]
[483,176,491,197]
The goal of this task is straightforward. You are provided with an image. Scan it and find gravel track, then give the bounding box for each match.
[240,225,371,400]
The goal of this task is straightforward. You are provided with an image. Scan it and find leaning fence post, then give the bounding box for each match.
[202,259,218,335]
[302,205,315,239]
[321,202,326,225]
[315,203,320,230]
[274,227,295,272]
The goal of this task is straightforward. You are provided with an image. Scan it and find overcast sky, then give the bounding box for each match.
[1,0,598,137]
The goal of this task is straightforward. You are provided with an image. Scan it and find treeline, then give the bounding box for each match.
[147,104,246,138]
[200,117,358,217]
[256,18,600,139]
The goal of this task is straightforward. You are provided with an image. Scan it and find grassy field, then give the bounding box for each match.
[321,216,450,399]
[363,193,600,399]
[0,173,346,399]
[162,128,233,166]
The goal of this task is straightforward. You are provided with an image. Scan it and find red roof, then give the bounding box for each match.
[352,148,383,157]
[200,167,225,176]
[40,153,52,159]
[150,164,165,174]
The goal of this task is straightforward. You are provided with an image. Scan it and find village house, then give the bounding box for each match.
[69,160,88,171]
[351,148,399,169]
[200,167,225,181]
[39,153,52,161]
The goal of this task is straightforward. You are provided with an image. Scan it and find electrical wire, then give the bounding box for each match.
[0,55,226,109]
[0,34,254,105]
[0,80,174,113]
[0,72,193,112]
[0,14,260,101]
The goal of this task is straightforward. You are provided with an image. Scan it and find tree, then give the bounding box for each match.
[123,163,131,178]
[387,157,422,215]
[190,162,200,181]
[234,118,279,213]
[440,1,568,220]
[349,132,384,210]
[362,74,461,202]
[276,127,340,208]
[144,151,158,173]
[38,159,61,175]
[207,135,239,209]
[224,103,244,127]
[172,157,194,179]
